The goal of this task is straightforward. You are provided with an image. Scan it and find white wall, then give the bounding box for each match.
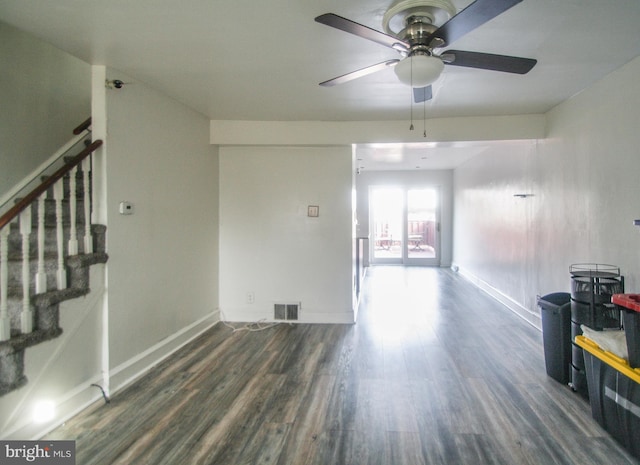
[0,21,90,196]
[356,169,454,267]
[105,69,220,372]
[453,56,640,327]
[219,145,354,324]
[453,140,538,324]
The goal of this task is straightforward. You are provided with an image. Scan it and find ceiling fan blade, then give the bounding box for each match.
[413,86,433,103]
[427,0,523,48]
[319,59,399,87]
[443,50,536,74]
[315,13,409,52]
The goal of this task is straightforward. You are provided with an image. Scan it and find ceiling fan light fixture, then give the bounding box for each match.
[394,54,443,87]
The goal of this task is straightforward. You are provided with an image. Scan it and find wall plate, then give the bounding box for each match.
[119,201,134,215]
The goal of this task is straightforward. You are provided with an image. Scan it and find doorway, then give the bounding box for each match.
[369,186,440,266]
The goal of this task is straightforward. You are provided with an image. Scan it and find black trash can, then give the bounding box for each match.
[539,292,572,384]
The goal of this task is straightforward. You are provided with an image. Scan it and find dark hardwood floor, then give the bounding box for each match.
[47,266,639,464]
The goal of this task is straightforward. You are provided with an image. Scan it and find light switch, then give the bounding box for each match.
[307,205,319,217]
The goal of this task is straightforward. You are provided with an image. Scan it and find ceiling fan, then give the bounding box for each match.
[315,0,537,103]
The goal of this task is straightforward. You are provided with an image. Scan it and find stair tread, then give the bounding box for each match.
[0,327,64,352]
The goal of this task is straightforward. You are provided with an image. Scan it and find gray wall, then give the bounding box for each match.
[104,68,219,370]
[453,56,640,322]
[0,21,90,196]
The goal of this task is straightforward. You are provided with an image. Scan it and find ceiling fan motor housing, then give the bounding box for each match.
[402,16,440,49]
[383,0,456,37]
[385,0,456,86]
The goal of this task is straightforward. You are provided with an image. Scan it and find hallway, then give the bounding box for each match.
[47,267,638,464]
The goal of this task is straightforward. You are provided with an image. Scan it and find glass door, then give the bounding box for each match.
[406,188,439,265]
[370,186,440,266]
[371,187,403,263]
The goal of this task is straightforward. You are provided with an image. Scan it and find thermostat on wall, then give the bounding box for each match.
[119,201,135,215]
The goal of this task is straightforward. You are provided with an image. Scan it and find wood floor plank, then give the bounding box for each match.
[236,421,291,465]
[452,432,528,465]
[384,379,420,433]
[45,267,639,464]
[263,344,325,424]
[274,374,336,465]
[186,352,282,465]
[353,378,387,433]
[383,431,427,465]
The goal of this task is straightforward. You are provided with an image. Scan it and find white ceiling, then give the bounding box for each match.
[2,0,640,170]
[356,141,491,171]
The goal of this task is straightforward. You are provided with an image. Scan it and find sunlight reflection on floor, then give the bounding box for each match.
[364,266,442,345]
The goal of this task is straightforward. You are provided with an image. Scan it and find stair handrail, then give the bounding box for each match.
[0,119,95,211]
[0,139,103,231]
[73,117,92,135]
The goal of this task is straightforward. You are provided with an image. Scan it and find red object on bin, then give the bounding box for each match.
[612,294,640,313]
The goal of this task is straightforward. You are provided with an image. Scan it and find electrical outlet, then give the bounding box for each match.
[246,292,255,304]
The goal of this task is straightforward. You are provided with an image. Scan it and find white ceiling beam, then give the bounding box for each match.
[210,114,545,146]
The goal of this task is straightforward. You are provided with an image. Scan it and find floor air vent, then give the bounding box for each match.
[274,303,300,321]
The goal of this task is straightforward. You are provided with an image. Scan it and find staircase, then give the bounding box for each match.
[0,122,107,396]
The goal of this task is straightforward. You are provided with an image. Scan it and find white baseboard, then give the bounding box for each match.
[455,266,541,331]
[109,311,220,394]
[298,310,355,324]
[221,308,355,325]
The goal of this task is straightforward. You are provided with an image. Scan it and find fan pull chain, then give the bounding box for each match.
[410,98,414,131]
[423,97,427,138]
[409,56,414,131]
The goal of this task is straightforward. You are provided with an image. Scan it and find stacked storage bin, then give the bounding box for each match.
[570,264,624,397]
[575,293,640,460]
[615,294,640,367]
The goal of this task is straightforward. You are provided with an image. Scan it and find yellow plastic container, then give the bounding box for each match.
[575,335,640,383]
[575,335,640,459]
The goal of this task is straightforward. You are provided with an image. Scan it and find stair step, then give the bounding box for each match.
[0,325,64,396]
[5,255,67,294]
[7,224,94,260]
[0,342,28,396]
[1,252,107,336]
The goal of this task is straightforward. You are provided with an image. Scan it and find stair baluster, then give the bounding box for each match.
[0,228,9,341]
[36,194,47,293]
[68,166,78,255]
[82,158,93,254]
[20,209,33,333]
[53,182,67,290]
